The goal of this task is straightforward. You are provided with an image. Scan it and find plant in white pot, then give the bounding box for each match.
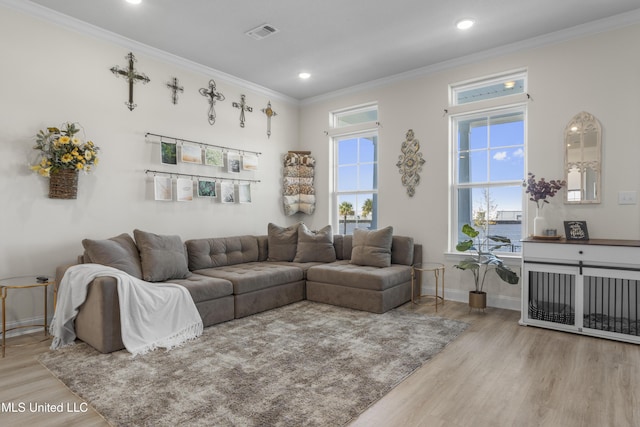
[454,223,519,311]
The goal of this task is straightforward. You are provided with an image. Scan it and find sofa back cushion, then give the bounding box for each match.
[334,234,414,266]
[186,235,259,270]
[133,229,191,282]
[82,233,143,279]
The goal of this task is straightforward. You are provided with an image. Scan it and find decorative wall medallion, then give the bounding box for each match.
[261,100,277,138]
[396,129,426,197]
[232,94,253,128]
[198,79,225,125]
[110,52,150,111]
[166,77,184,105]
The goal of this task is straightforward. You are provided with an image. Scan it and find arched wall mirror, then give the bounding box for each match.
[565,111,601,204]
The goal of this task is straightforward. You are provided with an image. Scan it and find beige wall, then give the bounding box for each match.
[0,6,300,329]
[299,23,640,309]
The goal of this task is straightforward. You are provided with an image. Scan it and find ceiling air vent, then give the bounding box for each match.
[245,24,279,40]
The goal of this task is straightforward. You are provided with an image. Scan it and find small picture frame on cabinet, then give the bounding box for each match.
[564,221,589,240]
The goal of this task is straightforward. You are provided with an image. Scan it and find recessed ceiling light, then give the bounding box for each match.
[126,0,142,5]
[504,81,516,89]
[456,19,475,30]
[298,72,311,80]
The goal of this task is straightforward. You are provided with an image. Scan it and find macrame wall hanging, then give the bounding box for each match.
[283,151,315,215]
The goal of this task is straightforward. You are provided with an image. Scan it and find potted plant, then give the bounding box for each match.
[454,223,519,310]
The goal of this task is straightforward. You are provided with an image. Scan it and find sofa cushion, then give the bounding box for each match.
[167,273,233,303]
[293,224,336,263]
[391,236,415,266]
[133,229,190,282]
[186,236,259,270]
[350,226,393,268]
[194,262,304,295]
[267,222,301,261]
[307,260,411,291]
[82,233,143,279]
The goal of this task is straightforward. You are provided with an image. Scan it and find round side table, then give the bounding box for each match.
[411,262,445,312]
[1,275,53,358]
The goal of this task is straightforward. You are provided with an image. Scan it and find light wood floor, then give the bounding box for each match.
[1,301,638,427]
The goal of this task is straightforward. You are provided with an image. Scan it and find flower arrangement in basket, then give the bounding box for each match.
[30,123,100,199]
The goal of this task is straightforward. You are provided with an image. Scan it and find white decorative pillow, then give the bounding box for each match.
[293,224,336,263]
[350,226,394,268]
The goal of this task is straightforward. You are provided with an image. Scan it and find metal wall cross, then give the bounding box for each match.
[166,77,184,105]
[261,100,278,138]
[198,79,225,125]
[232,94,253,128]
[110,52,150,111]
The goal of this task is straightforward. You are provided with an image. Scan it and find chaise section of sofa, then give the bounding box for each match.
[306,234,421,313]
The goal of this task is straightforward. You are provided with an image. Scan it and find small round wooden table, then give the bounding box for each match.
[411,262,445,312]
[1,275,53,357]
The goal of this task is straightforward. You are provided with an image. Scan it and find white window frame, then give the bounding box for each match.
[329,104,379,235]
[448,72,528,258]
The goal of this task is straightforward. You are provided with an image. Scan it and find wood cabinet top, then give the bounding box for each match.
[522,237,640,247]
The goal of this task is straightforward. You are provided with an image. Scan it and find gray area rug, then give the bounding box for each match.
[39,301,468,427]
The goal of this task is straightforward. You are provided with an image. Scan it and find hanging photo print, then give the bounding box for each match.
[242,154,259,171]
[161,141,177,165]
[205,147,224,167]
[181,144,202,164]
[227,153,241,173]
[198,179,217,197]
[220,182,235,203]
[154,176,172,201]
[176,178,194,201]
[238,183,252,203]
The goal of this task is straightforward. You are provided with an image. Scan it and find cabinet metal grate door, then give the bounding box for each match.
[584,276,640,336]
[528,271,575,325]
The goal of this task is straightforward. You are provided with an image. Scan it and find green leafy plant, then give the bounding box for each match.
[454,223,519,292]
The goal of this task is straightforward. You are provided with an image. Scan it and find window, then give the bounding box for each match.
[450,73,527,254]
[330,104,378,235]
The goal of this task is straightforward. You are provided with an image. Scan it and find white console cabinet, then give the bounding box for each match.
[521,238,640,344]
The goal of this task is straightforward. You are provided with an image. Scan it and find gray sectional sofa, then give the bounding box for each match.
[55,223,422,354]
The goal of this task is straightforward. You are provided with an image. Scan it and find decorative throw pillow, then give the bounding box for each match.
[82,233,143,279]
[293,224,336,263]
[350,226,394,268]
[133,229,190,282]
[267,222,301,261]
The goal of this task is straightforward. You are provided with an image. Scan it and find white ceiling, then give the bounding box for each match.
[17,0,640,101]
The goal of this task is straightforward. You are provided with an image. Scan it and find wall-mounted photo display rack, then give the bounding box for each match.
[144,169,260,184]
[145,132,262,157]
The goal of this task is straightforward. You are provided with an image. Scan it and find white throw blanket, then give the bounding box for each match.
[50,264,203,356]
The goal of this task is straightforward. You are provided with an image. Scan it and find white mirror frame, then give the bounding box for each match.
[564,111,601,204]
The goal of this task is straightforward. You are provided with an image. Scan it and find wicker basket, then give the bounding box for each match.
[49,169,78,199]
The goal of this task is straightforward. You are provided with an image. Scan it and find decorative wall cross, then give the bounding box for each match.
[110,52,150,111]
[261,100,277,138]
[232,94,253,128]
[166,77,184,105]
[198,79,225,125]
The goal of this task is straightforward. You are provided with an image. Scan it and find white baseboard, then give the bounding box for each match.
[421,286,521,311]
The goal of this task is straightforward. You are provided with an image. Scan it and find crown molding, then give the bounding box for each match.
[301,8,640,106]
[0,0,299,105]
